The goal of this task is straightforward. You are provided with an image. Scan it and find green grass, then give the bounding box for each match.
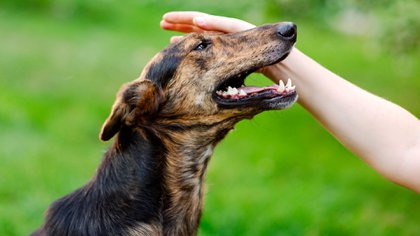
[1,4,419,236]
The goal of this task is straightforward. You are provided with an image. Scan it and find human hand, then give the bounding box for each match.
[160,11,255,43]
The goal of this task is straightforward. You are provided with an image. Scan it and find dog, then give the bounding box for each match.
[32,22,297,236]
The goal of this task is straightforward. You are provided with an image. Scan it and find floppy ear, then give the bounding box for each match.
[99,80,163,141]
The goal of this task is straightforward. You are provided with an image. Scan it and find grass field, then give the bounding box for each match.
[0,3,419,235]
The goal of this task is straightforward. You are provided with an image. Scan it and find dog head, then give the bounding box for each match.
[100,22,297,141]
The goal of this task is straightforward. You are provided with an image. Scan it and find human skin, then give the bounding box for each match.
[160,11,420,193]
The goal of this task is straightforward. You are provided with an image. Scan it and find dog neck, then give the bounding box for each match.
[100,124,231,235]
[158,126,230,235]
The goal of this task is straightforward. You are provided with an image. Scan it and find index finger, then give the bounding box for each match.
[193,15,255,33]
[163,11,208,25]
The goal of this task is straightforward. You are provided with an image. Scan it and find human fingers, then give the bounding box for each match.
[160,20,205,33]
[163,11,255,33]
[162,11,208,26]
[170,36,184,44]
[192,15,255,33]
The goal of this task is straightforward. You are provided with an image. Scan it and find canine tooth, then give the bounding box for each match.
[286,78,292,88]
[278,80,285,93]
[285,85,296,93]
[239,89,247,96]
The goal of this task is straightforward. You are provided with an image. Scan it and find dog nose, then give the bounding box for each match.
[277,22,297,40]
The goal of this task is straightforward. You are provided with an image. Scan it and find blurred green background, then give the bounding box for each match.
[1,0,419,235]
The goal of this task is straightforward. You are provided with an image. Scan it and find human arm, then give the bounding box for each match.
[161,12,420,193]
[268,49,420,193]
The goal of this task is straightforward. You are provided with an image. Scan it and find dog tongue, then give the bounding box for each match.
[240,85,278,94]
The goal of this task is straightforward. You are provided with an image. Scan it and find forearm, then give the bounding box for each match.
[268,48,420,192]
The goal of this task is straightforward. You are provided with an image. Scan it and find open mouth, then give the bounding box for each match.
[213,56,297,110]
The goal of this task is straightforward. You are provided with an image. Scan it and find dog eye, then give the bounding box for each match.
[193,41,211,51]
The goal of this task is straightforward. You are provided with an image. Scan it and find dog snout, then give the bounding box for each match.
[276,22,297,41]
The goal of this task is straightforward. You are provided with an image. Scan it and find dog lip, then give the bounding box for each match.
[213,89,297,109]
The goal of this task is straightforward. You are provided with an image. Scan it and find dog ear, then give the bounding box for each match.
[99,80,163,141]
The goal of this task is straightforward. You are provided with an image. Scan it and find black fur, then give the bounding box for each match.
[37,127,166,236]
[146,46,184,88]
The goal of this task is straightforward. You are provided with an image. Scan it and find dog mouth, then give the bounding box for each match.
[213,54,297,110]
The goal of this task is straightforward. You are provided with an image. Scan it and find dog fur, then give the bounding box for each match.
[32,22,297,236]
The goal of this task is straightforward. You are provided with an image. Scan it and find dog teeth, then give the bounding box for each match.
[218,78,296,97]
[277,80,285,93]
[286,78,292,88]
[217,86,247,97]
[278,78,296,93]
[286,78,296,92]
[226,86,239,95]
[227,86,233,95]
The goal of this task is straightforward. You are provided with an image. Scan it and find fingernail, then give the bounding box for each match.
[170,36,182,43]
[194,17,205,26]
[160,20,168,29]
[162,12,172,19]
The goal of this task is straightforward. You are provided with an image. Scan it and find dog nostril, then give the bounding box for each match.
[277,23,297,39]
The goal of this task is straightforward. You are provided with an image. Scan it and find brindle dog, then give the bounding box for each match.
[32,22,297,236]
